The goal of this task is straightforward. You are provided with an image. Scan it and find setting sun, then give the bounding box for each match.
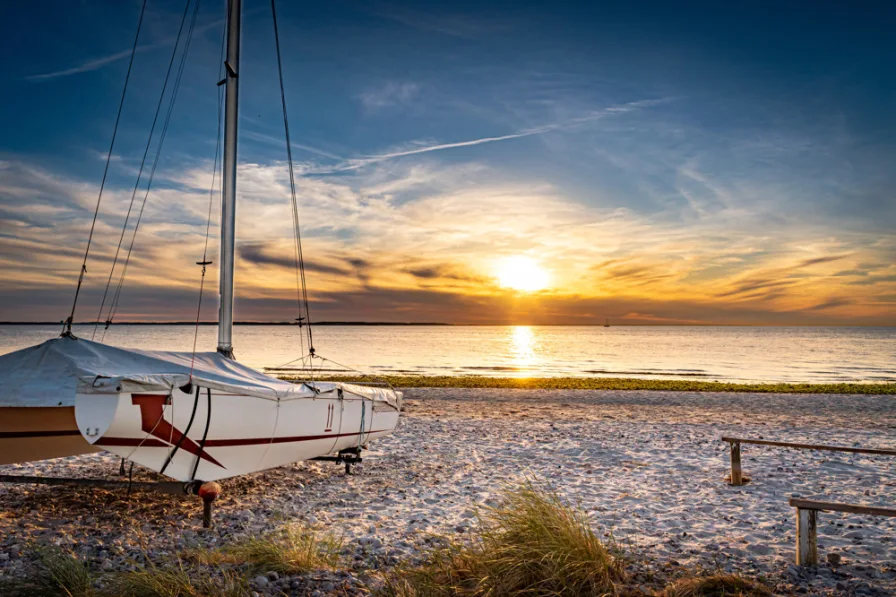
[497,256,550,292]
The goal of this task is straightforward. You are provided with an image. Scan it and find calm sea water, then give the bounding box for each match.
[0,324,893,383]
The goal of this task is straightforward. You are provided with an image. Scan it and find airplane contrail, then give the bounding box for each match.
[314,98,673,173]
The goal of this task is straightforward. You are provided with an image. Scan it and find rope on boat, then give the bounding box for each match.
[358,398,366,449]
[63,0,148,337]
[122,397,170,463]
[190,389,213,481]
[265,352,398,396]
[159,385,202,476]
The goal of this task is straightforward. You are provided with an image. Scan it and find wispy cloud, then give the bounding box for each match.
[239,243,351,276]
[240,129,344,161]
[360,82,420,110]
[26,48,149,81]
[318,99,671,173]
[371,5,509,38]
[25,18,225,81]
[0,116,893,324]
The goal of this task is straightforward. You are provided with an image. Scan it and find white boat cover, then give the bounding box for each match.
[0,336,398,408]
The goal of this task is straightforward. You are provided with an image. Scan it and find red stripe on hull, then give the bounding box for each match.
[95,429,389,449]
[94,438,169,448]
[204,428,390,447]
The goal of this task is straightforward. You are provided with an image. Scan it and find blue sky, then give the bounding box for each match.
[1,0,894,324]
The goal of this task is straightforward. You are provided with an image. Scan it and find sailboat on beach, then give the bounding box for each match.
[0,0,401,482]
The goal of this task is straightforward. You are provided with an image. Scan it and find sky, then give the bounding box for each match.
[1,0,894,325]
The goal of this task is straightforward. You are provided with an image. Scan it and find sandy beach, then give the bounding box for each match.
[1,388,894,595]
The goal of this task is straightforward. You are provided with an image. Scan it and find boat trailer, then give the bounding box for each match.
[0,448,363,527]
[0,473,223,528]
[311,446,363,475]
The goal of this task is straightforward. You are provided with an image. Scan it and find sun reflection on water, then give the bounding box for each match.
[510,325,537,377]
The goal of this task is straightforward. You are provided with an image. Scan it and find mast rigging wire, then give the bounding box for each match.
[271,0,315,355]
[190,1,229,377]
[101,0,203,338]
[69,0,316,366]
[63,0,148,336]
[92,0,196,340]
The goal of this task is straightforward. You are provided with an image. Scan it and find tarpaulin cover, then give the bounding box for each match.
[0,336,399,408]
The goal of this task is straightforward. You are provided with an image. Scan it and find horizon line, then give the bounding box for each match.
[1,321,893,328]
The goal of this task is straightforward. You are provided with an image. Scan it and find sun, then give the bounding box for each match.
[497,256,550,292]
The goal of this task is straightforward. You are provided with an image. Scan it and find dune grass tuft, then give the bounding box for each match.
[381,481,625,596]
[0,545,95,597]
[192,524,342,574]
[100,561,249,597]
[661,574,774,597]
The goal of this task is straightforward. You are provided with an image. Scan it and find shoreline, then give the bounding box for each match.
[279,374,896,394]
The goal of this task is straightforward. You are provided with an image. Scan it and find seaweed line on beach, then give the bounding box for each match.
[279,375,896,395]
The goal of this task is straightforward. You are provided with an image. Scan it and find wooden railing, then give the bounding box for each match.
[789,499,896,566]
[720,437,896,486]
[719,437,896,566]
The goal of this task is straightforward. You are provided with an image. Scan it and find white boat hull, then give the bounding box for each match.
[75,384,400,482]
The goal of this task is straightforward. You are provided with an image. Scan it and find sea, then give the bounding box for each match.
[0,324,893,384]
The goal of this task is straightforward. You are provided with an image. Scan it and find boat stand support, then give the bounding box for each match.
[0,475,223,529]
[311,446,363,475]
[197,481,222,528]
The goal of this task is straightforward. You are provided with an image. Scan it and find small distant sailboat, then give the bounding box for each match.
[0,0,401,483]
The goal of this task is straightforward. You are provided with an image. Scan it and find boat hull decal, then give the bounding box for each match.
[130,394,224,468]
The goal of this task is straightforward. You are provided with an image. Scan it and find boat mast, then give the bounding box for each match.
[218,0,242,357]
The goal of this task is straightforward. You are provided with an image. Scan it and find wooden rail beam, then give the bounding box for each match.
[720,437,896,457]
[789,498,896,518]
[788,498,896,567]
[722,437,896,487]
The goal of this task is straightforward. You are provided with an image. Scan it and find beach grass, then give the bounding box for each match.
[378,483,780,597]
[189,524,342,574]
[380,481,625,597]
[660,573,774,596]
[0,545,95,597]
[0,495,778,597]
[0,546,251,597]
[101,561,249,597]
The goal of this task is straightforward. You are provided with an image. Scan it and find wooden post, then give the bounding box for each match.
[202,497,214,528]
[729,442,743,486]
[796,507,818,566]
